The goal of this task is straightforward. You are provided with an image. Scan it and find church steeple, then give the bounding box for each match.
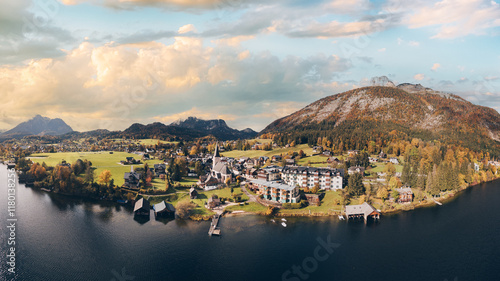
[213,143,221,169]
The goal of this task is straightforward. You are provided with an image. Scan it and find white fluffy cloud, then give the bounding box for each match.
[431,63,441,71]
[414,73,425,81]
[406,0,500,38]
[0,37,353,131]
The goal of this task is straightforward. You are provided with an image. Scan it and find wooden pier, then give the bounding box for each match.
[208,214,221,236]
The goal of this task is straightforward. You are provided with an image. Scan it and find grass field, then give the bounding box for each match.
[111,139,179,145]
[366,162,404,175]
[221,144,314,159]
[296,155,334,167]
[28,151,163,186]
[279,191,343,214]
[226,202,268,213]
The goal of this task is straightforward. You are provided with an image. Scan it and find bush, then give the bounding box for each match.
[282,202,303,209]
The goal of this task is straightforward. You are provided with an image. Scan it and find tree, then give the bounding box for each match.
[72,159,86,176]
[98,170,112,186]
[391,189,400,201]
[176,201,196,219]
[347,173,365,196]
[225,177,231,186]
[29,162,46,181]
[388,177,402,190]
[377,187,389,200]
[384,162,396,177]
[311,183,320,194]
[84,167,94,184]
[194,161,203,176]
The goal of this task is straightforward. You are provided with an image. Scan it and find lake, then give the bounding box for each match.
[1,164,499,281]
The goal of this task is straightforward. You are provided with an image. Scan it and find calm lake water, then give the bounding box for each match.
[1,164,500,281]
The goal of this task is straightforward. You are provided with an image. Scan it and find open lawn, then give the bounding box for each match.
[226,202,268,213]
[279,191,343,214]
[111,139,179,145]
[366,162,403,175]
[28,152,163,186]
[221,144,314,159]
[296,155,334,167]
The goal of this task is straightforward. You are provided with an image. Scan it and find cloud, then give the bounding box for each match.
[406,0,500,38]
[431,63,441,71]
[0,37,353,131]
[178,24,197,34]
[414,73,425,80]
[0,0,76,64]
[61,0,266,10]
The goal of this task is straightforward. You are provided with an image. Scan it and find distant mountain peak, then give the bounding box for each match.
[1,115,73,139]
[169,116,256,140]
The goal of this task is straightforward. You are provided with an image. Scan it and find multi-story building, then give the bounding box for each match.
[281,166,344,190]
[250,179,300,204]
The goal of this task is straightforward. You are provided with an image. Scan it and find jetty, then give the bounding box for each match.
[432,198,443,206]
[208,214,221,236]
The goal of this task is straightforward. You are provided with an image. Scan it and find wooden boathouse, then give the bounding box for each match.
[345,202,380,222]
[134,198,151,216]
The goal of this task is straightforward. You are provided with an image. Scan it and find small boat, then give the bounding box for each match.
[281,218,287,222]
[338,215,345,220]
[271,219,276,223]
[281,222,287,227]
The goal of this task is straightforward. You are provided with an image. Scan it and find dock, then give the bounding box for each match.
[432,198,443,206]
[208,214,221,236]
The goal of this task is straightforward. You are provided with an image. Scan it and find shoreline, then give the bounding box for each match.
[5,164,498,221]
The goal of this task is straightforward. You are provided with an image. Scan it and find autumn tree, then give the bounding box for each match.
[388,177,402,190]
[377,187,389,200]
[98,170,112,186]
[29,162,46,181]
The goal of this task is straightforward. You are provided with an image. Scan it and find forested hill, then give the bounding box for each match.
[261,86,500,156]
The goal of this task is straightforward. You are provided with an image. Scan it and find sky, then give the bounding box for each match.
[0,0,499,132]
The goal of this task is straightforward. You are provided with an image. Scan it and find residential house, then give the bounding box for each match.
[154,164,166,176]
[124,166,141,189]
[389,157,399,165]
[208,196,221,208]
[348,150,359,157]
[395,187,413,203]
[189,187,198,199]
[379,151,387,159]
[327,157,340,164]
[348,166,365,175]
[257,167,281,181]
[281,166,344,190]
[272,155,282,162]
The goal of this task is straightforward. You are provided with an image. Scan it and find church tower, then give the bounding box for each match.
[213,143,221,169]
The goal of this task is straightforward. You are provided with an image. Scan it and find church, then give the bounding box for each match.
[198,143,232,189]
[211,144,232,183]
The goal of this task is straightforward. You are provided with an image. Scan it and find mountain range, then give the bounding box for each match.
[3,77,500,155]
[0,115,257,141]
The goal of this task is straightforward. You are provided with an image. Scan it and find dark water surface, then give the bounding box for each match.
[1,164,499,281]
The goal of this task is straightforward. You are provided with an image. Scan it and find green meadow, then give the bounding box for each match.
[28,151,163,186]
[221,144,315,159]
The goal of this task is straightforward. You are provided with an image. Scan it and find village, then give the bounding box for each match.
[3,135,500,230]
